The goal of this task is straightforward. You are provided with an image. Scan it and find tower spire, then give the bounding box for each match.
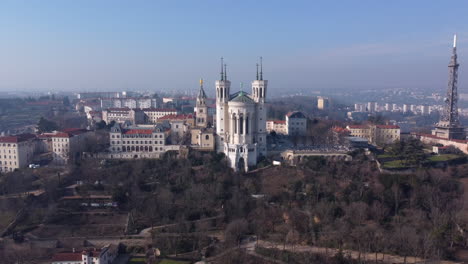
[440,34,460,127]
[260,56,263,80]
[256,63,259,80]
[197,78,207,101]
[224,63,227,80]
[220,57,224,81]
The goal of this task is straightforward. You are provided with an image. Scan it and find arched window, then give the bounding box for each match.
[205,135,209,140]
[234,115,237,134]
[239,116,244,134]
[245,116,249,134]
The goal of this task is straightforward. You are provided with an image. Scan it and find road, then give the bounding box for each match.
[249,240,463,264]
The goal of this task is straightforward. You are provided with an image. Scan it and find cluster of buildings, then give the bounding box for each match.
[3,37,468,174]
[0,129,92,172]
[352,102,432,115]
[266,111,308,136]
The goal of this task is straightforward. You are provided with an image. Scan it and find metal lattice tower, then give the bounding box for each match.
[440,35,460,127]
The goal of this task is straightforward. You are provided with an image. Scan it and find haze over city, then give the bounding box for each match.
[1,2,468,264]
[1,0,468,94]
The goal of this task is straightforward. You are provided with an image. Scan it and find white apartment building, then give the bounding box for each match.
[286,111,308,136]
[102,108,145,125]
[108,123,179,159]
[266,120,287,135]
[143,108,179,123]
[50,129,93,165]
[0,134,36,172]
[100,97,162,109]
[346,124,400,146]
[317,96,330,110]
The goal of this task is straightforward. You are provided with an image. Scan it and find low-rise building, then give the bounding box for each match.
[143,108,179,124]
[108,123,179,159]
[346,124,400,146]
[417,133,468,154]
[0,134,37,172]
[286,111,308,136]
[266,120,287,135]
[51,244,118,264]
[102,108,145,125]
[49,129,93,165]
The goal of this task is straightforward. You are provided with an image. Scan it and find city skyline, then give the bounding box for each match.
[0,1,468,93]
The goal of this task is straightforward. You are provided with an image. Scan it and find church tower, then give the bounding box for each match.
[251,57,268,156]
[215,58,231,151]
[195,78,208,128]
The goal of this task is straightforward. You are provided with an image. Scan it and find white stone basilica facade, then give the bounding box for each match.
[215,59,267,171]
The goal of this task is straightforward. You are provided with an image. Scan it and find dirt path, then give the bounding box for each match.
[253,240,463,264]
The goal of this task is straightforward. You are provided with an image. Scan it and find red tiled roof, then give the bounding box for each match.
[123,129,153,135]
[52,129,88,138]
[51,252,82,261]
[376,125,400,129]
[0,134,36,143]
[159,114,194,120]
[332,126,350,133]
[268,120,286,124]
[347,125,369,129]
[142,108,178,112]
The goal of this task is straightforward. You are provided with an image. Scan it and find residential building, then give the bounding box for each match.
[286,111,308,136]
[266,120,287,135]
[317,96,330,110]
[76,92,122,100]
[108,123,178,159]
[0,134,36,172]
[367,101,376,113]
[50,129,93,165]
[159,114,195,140]
[346,124,400,146]
[102,108,145,125]
[142,108,178,124]
[100,97,162,109]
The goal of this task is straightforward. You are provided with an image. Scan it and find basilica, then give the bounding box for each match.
[214,58,268,171]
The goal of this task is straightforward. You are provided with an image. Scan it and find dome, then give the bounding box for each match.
[230,91,255,103]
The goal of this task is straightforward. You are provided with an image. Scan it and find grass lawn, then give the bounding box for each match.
[377,154,394,159]
[382,160,411,169]
[427,154,461,162]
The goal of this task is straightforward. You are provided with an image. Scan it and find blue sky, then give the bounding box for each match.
[0,0,467,94]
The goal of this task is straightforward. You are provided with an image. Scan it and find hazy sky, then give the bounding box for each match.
[0,0,467,94]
